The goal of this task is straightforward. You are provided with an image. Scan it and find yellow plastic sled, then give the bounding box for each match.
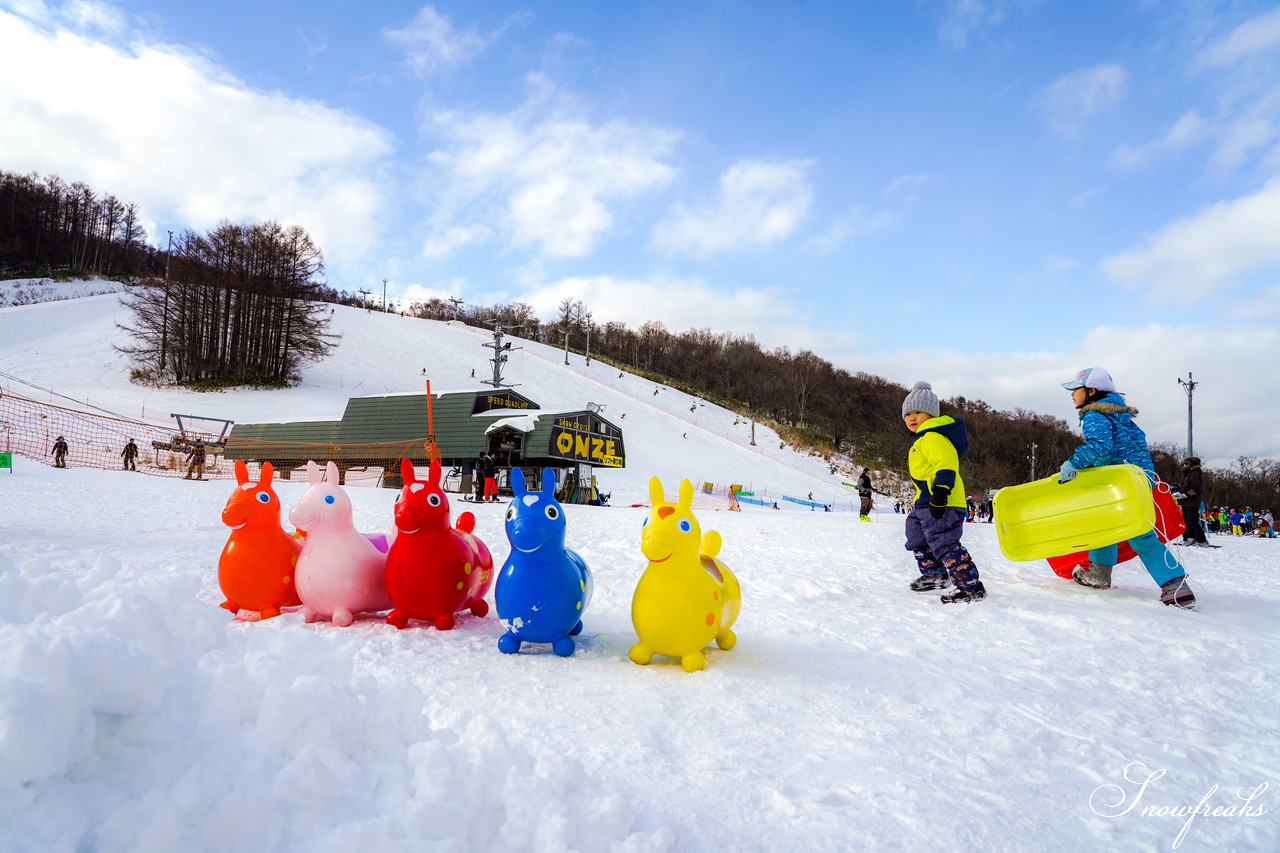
[993,464,1155,561]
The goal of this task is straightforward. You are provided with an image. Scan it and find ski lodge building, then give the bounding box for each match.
[223,388,625,502]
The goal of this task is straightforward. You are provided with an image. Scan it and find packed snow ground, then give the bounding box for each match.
[1,284,1277,852]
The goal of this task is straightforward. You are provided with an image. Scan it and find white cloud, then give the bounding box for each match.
[383,5,490,78]
[1042,255,1077,275]
[510,273,840,352]
[837,322,1280,466]
[1206,85,1280,173]
[937,0,1004,49]
[652,159,813,256]
[1109,111,1207,170]
[1036,63,1128,138]
[423,86,680,260]
[809,173,939,253]
[1067,186,1107,209]
[1100,177,1280,297]
[1199,6,1280,67]
[0,5,395,262]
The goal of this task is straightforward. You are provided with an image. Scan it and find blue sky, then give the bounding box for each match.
[3,0,1280,466]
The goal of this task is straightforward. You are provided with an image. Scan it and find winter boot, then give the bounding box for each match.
[941,582,986,604]
[859,515,870,522]
[1160,576,1197,610]
[909,573,950,592]
[1072,562,1113,590]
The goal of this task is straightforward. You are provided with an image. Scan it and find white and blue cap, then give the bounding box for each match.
[1061,367,1116,393]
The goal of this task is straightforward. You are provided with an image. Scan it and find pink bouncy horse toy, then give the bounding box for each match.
[217,460,302,619]
[384,458,494,630]
[289,460,392,626]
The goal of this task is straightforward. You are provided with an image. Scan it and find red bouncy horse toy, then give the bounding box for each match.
[384,458,495,630]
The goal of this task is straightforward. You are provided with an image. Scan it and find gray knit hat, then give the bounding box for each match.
[902,381,940,418]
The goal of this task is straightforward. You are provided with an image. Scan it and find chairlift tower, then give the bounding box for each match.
[482,320,521,389]
[1178,372,1197,457]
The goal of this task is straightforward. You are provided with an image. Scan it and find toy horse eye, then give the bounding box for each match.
[506,507,516,521]
[641,516,649,528]
[678,519,692,533]
[324,495,335,505]
[427,494,442,507]
[255,491,271,504]
[544,506,559,521]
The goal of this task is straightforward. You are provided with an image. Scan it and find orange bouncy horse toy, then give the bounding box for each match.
[217,460,302,619]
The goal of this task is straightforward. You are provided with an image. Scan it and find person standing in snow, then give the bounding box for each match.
[901,381,986,603]
[1171,456,1207,545]
[472,453,486,501]
[184,438,206,480]
[121,438,139,471]
[1057,367,1196,609]
[480,452,498,502]
[856,468,874,521]
[51,435,69,468]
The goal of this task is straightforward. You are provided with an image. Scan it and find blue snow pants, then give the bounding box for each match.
[904,506,980,590]
[1089,530,1185,586]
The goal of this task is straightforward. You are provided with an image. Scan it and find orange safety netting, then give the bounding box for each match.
[0,389,434,486]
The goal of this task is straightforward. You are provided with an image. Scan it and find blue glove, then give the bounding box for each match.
[1059,461,1077,483]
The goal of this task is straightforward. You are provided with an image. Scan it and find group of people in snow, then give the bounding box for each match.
[900,367,1197,609]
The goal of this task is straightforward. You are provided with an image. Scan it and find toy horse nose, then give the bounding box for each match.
[658,507,674,519]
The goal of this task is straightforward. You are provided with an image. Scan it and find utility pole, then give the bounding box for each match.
[1028,442,1037,481]
[357,288,371,312]
[382,278,388,312]
[448,296,463,322]
[585,312,593,366]
[161,230,172,372]
[481,320,521,388]
[562,330,571,365]
[1178,372,1197,457]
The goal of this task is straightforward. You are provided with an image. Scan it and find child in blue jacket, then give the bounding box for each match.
[1059,367,1197,609]
[901,381,985,603]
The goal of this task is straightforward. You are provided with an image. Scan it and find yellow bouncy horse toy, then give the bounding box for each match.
[630,477,742,672]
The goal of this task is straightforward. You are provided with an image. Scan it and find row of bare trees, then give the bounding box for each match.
[0,169,155,277]
[117,221,337,387]
[386,294,1277,506]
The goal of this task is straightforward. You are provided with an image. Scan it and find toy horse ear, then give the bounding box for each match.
[258,461,274,487]
[678,479,693,509]
[306,460,321,485]
[234,459,249,485]
[649,477,666,507]
[401,458,416,484]
[325,460,340,485]
[428,458,441,485]
[511,467,526,495]
[541,467,556,498]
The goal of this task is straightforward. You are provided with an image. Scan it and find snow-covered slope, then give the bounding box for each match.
[0,288,861,506]
[0,289,1276,852]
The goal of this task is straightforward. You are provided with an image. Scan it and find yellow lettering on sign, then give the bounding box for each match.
[556,432,573,453]
[575,435,590,457]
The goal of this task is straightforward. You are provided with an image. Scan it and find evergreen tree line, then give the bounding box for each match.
[117,221,337,387]
[0,169,157,278]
